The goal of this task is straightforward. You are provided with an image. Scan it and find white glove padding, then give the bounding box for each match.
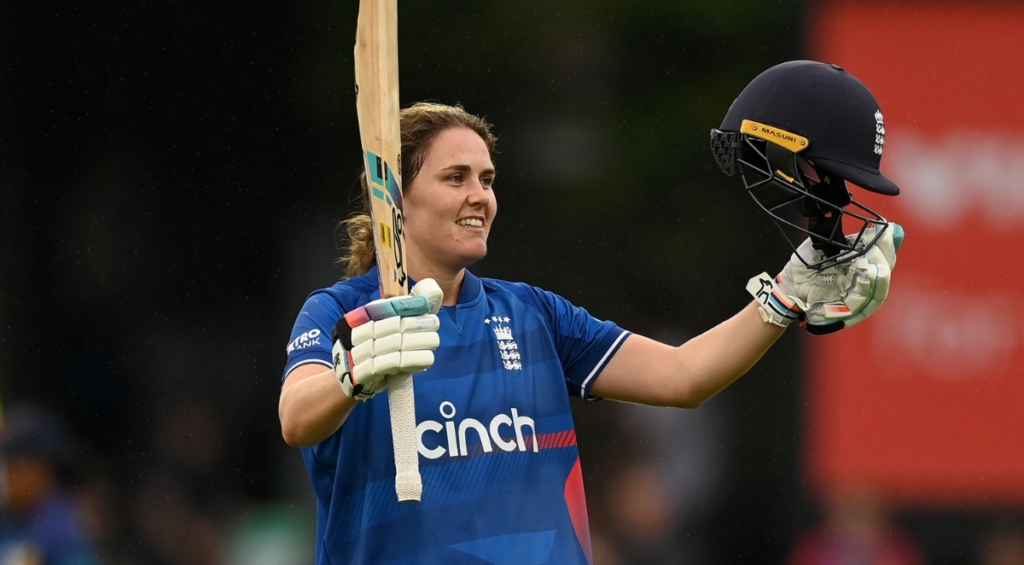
[748,223,904,334]
[332,278,443,400]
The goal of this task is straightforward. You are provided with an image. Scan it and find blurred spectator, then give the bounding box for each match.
[977,520,1024,565]
[130,402,234,565]
[0,404,98,565]
[590,396,726,565]
[787,484,923,565]
[132,472,220,565]
[154,402,235,515]
[599,461,678,564]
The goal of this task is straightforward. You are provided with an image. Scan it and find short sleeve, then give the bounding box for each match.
[282,293,343,381]
[523,286,631,400]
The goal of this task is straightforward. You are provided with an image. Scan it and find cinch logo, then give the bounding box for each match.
[416,401,538,460]
[286,329,322,354]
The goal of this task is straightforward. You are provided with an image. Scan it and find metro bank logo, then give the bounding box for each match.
[416,401,576,460]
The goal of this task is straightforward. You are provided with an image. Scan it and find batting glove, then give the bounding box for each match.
[747,223,904,334]
[332,278,443,400]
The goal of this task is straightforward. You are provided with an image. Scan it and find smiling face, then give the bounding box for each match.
[403,126,497,281]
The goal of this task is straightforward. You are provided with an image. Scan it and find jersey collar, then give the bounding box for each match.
[455,269,483,307]
[366,266,481,306]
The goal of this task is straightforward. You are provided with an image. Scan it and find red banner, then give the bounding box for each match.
[805,1,1024,506]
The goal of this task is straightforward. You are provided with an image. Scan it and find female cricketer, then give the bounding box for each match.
[279,62,901,565]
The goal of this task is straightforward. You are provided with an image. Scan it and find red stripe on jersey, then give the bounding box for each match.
[555,431,567,448]
[538,431,557,450]
[537,433,552,450]
[460,430,578,458]
[564,457,593,565]
[534,430,578,450]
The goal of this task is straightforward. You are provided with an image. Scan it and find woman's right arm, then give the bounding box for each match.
[279,364,359,447]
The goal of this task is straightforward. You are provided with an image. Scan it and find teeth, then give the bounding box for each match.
[457,218,483,227]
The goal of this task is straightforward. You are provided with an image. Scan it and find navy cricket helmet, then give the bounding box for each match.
[710,60,899,269]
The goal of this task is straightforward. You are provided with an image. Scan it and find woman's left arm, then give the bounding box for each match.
[594,224,903,407]
[590,301,785,408]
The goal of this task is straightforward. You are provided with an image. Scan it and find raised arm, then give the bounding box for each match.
[591,301,783,408]
[279,279,444,447]
[593,224,902,408]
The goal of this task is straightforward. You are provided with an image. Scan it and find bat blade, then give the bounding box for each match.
[354,0,421,503]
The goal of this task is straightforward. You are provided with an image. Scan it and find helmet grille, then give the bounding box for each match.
[710,129,741,177]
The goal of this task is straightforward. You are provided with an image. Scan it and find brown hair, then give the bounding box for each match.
[339,102,498,278]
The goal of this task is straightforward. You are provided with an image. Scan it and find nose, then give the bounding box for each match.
[466,178,490,206]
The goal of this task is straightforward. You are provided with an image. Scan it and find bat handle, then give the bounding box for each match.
[387,371,422,502]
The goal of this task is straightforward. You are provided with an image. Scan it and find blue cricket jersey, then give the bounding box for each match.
[283,268,630,565]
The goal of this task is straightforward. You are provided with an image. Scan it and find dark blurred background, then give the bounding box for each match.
[2,1,1021,564]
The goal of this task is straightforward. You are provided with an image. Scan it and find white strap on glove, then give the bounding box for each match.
[747,223,904,334]
[332,279,443,400]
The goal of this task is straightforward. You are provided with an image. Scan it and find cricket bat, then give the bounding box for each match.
[354,0,421,502]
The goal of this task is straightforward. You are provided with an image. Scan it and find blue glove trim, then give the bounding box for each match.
[892,223,904,253]
[364,295,431,320]
[768,276,802,320]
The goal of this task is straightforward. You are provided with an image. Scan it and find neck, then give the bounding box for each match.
[409,261,465,307]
